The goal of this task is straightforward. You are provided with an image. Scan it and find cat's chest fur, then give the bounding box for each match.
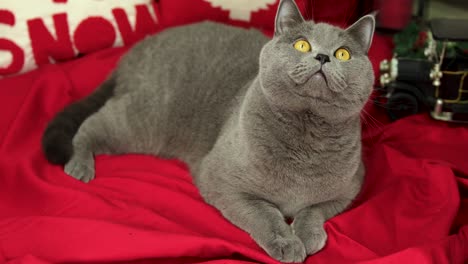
[196,102,363,218]
[213,90,364,216]
[246,134,362,217]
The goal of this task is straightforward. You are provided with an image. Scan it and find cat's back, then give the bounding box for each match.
[117,22,269,95]
[113,22,269,164]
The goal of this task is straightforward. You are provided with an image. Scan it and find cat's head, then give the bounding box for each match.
[259,0,375,121]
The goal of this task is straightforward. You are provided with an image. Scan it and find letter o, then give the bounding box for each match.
[73,17,116,54]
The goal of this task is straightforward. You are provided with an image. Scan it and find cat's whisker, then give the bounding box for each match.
[361,111,383,133]
[360,109,384,147]
[359,112,377,147]
[362,109,384,127]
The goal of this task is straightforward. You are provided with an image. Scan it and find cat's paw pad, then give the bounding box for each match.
[300,228,327,255]
[64,157,95,183]
[265,234,306,263]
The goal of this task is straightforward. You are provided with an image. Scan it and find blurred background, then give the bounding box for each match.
[424,0,468,19]
[377,0,468,31]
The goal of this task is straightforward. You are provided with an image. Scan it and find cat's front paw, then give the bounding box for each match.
[64,155,95,183]
[264,234,306,263]
[295,226,327,255]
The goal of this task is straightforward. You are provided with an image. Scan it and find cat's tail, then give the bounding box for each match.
[42,73,116,165]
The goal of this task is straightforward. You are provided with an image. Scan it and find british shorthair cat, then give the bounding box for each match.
[43,0,375,261]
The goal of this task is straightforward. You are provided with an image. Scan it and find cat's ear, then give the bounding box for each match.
[345,14,376,53]
[275,0,305,36]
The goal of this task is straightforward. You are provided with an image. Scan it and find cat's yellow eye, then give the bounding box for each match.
[293,40,311,53]
[335,48,351,61]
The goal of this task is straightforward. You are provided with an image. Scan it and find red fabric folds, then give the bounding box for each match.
[0,32,467,264]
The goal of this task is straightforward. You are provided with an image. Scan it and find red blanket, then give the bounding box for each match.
[1,34,467,264]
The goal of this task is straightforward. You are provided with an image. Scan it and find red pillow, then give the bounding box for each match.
[157,0,365,34]
[157,0,309,33]
[310,0,361,27]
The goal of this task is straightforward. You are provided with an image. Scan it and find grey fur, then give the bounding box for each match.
[52,0,376,262]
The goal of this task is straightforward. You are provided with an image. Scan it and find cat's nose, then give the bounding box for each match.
[315,54,330,65]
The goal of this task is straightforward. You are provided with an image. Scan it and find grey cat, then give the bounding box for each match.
[42,0,375,262]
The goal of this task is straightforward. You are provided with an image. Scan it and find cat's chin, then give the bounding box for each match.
[311,71,328,85]
[291,89,360,120]
[294,71,330,94]
[293,73,331,100]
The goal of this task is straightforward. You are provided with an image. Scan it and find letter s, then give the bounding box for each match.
[0,10,25,75]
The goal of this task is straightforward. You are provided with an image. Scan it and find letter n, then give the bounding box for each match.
[27,13,75,66]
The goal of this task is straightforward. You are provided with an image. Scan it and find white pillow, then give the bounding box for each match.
[0,0,160,76]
